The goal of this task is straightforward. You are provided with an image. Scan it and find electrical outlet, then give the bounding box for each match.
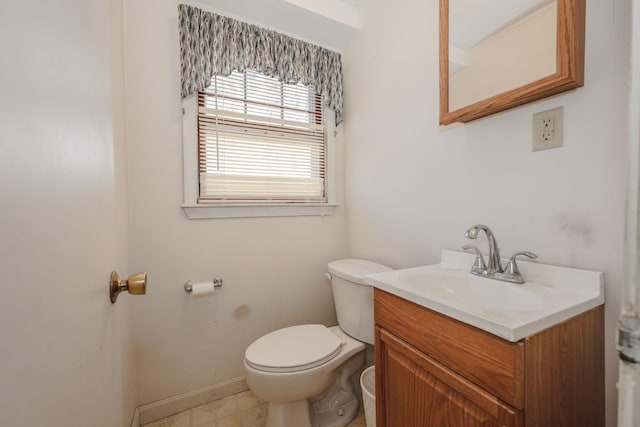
[533,107,563,151]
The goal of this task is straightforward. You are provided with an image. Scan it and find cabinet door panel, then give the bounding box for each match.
[377,328,522,427]
[375,289,524,407]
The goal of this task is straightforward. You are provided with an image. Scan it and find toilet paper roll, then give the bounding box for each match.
[191,281,215,298]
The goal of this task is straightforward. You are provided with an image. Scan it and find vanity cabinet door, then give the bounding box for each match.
[376,327,523,427]
[374,289,524,407]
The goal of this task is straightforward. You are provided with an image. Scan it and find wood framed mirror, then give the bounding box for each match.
[439,0,585,125]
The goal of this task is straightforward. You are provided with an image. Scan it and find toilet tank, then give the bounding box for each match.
[328,259,392,345]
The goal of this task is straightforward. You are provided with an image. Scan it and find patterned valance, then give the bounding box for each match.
[178,4,344,124]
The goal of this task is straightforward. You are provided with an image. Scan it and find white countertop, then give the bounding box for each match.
[365,250,604,342]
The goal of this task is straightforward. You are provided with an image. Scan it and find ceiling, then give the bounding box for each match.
[450,0,554,50]
[340,0,366,7]
[195,1,556,54]
[196,0,364,51]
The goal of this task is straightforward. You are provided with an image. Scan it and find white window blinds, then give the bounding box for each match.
[198,70,326,204]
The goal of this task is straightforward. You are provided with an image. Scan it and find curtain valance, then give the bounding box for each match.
[178,4,344,124]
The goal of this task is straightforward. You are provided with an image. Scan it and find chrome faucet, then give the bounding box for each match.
[464,224,503,273]
[463,224,538,284]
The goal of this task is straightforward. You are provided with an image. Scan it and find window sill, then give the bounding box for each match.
[182,203,338,219]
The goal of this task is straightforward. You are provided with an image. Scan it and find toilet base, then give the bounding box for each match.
[265,389,360,427]
[310,353,363,427]
[266,399,312,427]
[264,352,364,427]
[312,398,359,427]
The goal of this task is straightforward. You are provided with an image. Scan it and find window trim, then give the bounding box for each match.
[181,95,338,219]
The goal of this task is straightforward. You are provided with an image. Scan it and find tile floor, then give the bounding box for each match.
[142,389,367,427]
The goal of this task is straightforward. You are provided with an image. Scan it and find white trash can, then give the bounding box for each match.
[360,366,376,427]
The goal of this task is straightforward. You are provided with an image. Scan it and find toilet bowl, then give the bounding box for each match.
[244,259,392,427]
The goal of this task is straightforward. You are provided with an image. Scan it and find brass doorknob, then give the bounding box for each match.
[110,271,147,303]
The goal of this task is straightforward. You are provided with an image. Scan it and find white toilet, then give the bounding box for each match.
[244,259,391,427]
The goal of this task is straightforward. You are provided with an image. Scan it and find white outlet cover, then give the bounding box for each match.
[533,107,564,151]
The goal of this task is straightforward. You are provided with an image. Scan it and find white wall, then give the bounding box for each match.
[122,0,348,404]
[344,1,629,426]
[0,0,136,426]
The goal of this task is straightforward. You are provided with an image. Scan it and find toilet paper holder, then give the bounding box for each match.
[184,276,223,293]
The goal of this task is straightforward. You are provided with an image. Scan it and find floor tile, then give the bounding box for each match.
[143,410,191,427]
[146,390,368,427]
[192,403,217,427]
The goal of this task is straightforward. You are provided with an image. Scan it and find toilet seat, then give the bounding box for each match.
[245,325,343,373]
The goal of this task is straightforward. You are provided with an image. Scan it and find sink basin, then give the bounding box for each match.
[404,269,545,312]
[366,250,604,342]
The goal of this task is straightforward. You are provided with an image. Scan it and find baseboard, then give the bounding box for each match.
[137,376,248,426]
[130,408,140,427]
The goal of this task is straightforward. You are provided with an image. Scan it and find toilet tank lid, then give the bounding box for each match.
[328,259,392,285]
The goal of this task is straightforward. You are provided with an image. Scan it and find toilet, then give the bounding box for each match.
[244,259,392,427]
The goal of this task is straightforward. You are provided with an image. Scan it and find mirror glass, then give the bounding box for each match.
[440,0,584,125]
[449,0,556,111]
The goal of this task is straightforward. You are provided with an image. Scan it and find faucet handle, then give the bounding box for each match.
[462,245,487,272]
[504,251,538,277]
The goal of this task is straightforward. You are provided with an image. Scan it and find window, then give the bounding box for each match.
[179,7,342,218]
[197,70,326,204]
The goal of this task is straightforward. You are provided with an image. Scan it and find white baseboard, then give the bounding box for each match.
[137,376,248,426]
[130,408,140,427]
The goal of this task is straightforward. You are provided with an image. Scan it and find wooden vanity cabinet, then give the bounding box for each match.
[374,289,604,427]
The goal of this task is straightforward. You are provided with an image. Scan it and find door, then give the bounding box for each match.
[619,1,640,426]
[376,328,523,427]
[0,1,136,426]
